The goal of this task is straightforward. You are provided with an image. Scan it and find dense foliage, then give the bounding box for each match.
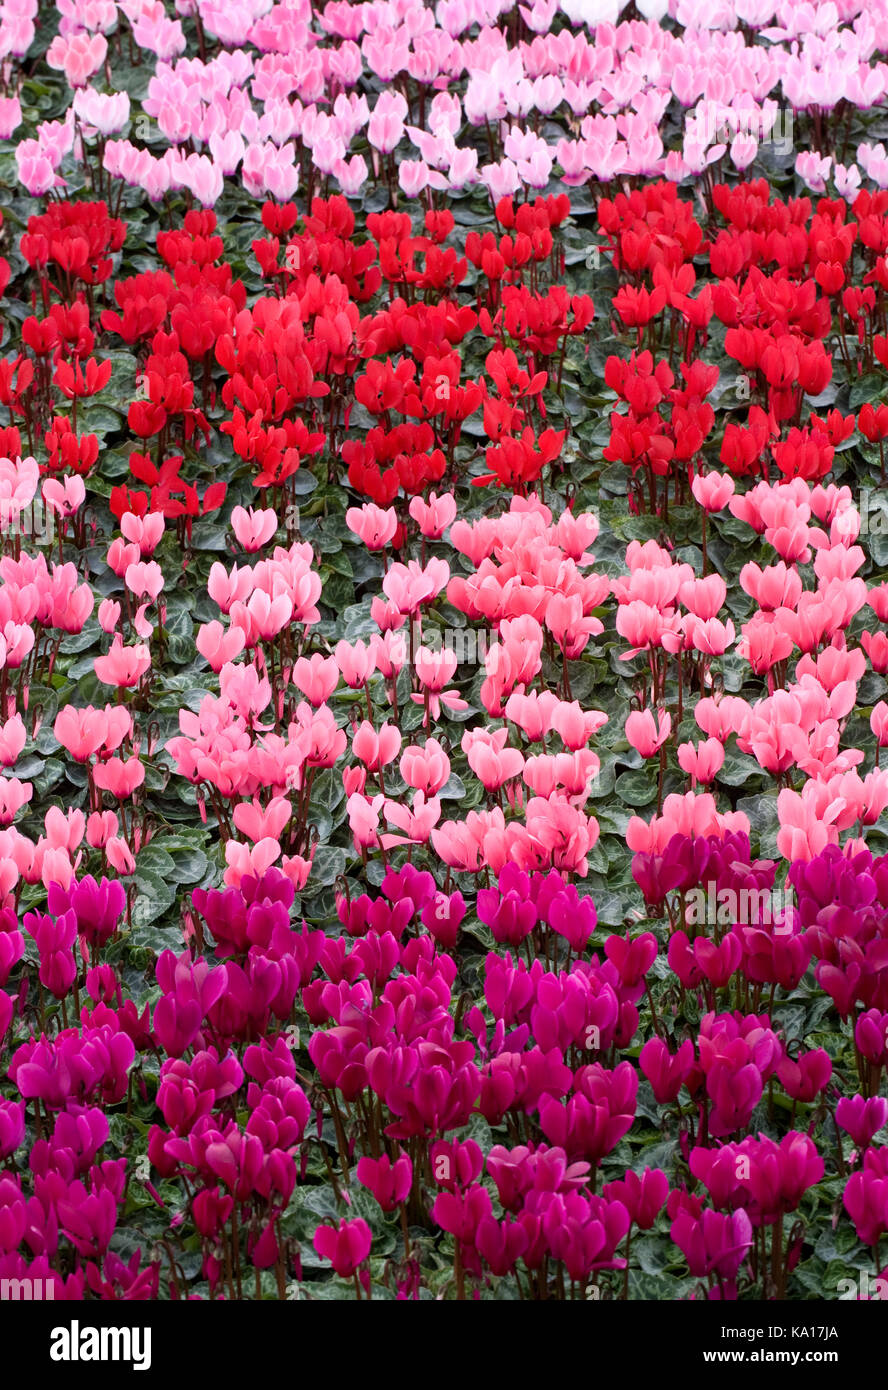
[2,0,888,1303]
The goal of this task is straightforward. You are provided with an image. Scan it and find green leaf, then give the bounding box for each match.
[131,868,177,927]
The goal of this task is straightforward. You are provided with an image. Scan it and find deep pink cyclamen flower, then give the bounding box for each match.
[356,1154,412,1212]
[602,1168,669,1231]
[56,1180,118,1258]
[671,1206,753,1285]
[478,865,536,946]
[0,1099,25,1160]
[775,1048,831,1103]
[314,1217,372,1277]
[475,1213,529,1276]
[690,1133,823,1226]
[836,1095,888,1151]
[856,1009,888,1067]
[843,1148,888,1247]
[24,909,77,999]
[48,875,126,949]
[639,1037,696,1104]
[420,890,466,949]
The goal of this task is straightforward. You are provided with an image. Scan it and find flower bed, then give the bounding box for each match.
[0,0,888,1305]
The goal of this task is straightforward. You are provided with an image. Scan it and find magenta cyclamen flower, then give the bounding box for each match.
[47,874,126,948]
[639,1037,696,1104]
[420,889,466,949]
[0,1099,24,1160]
[314,1217,372,1277]
[10,1026,135,1109]
[30,1104,109,1179]
[429,1138,484,1191]
[691,1133,824,1227]
[478,865,537,945]
[671,1206,753,1283]
[356,1153,412,1211]
[836,1095,888,1151]
[24,909,77,999]
[843,1147,888,1247]
[0,919,24,986]
[192,867,294,956]
[602,1167,669,1231]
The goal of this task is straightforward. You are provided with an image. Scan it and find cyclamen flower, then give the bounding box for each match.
[46,33,107,88]
[314,1218,372,1277]
[48,875,126,949]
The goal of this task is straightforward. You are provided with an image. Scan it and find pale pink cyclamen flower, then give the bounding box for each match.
[130,2,187,60]
[179,153,224,208]
[58,0,118,34]
[72,89,130,136]
[46,32,108,88]
[0,97,22,140]
[42,476,86,519]
[346,504,397,550]
[231,506,278,552]
[367,92,408,154]
[334,155,368,195]
[0,457,39,525]
[796,150,832,194]
[120,512,164,556]
[691,472,735,512]
[15,142,61,197]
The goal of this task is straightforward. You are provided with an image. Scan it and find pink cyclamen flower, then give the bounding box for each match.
[0,97,22,140]
[335,639,376,687]
[625,709,671,758]
[46,33,108,88]
[293,653,339,705]
[231,506,278,552]
[15,143,61,197]
[677,739,725,786]
[313,1218,372,1277]
[356,1154,412,1212]
[691,472,735,511]
[42,476,86,518]
[352,720,402,772]
[346,504,398,550]
[409,492,457,539]
[871,702,888,747]
[94,636,151,688]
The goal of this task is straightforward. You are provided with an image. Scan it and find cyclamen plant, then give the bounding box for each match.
[1,0,888,1309]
